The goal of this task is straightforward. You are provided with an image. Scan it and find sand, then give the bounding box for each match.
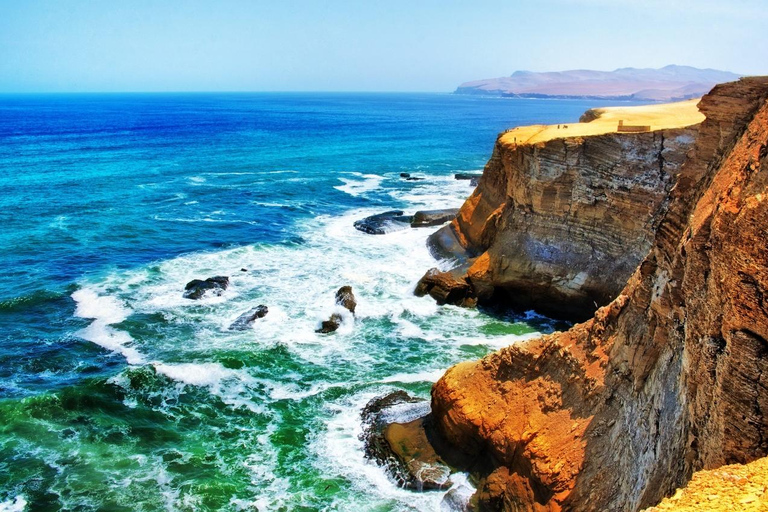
[500,98,705,146]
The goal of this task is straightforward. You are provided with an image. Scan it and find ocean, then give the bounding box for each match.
[0,92,634,511]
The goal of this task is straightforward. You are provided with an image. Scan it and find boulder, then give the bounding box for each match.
[360,391,453,491]
[316,313,343,334]
[400,173,411,178]
[183,276,229,300]
[354,210,414,235]
[414,268,476,307]
[228,305,268,330]
[335,286,356,314]
[411,209,460,228]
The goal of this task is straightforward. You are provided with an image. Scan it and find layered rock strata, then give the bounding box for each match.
[425,105,700,320]
[430,77,768,511]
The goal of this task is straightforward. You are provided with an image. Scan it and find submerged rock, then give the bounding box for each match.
[354,210,414,235]
[360,391,453,491]
[228,305,268,330]
[316,313,343,334]
[183,276,229,300]
[335,286,356,314]
[453,173,482,186]
[411,209,460,228]
[405,176,425,181]
[400,173,411,178]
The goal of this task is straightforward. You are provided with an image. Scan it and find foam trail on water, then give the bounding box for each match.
[71,289,145,365]
[0,497,27,512]
[334,173,384,197]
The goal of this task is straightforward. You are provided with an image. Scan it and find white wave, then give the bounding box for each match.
[188,176,206,183]
[153,362,238,387]
[0,496,27,512]
[334,173,384,197]
[380,369,446,384]
[72,289,144,365]
[152,362,264,413]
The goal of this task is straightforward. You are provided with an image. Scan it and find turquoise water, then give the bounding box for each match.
[0,93,630,511]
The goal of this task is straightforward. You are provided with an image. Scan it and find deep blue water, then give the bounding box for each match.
[0,93,638,510]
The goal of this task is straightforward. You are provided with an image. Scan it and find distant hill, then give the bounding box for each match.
[455,65,742,101]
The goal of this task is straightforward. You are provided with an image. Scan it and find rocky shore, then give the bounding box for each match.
[373,77,768,511]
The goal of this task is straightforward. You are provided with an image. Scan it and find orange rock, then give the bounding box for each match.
[430,77,768,511]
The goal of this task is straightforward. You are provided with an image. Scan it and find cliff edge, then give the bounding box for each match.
[422,99,703,320]
[430,77,768,511]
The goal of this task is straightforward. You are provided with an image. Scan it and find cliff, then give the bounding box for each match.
[423,100,703,320]
[430,77,768,510]
[455,65,742,102]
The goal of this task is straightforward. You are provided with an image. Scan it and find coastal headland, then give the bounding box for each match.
[376,77,768,511]
[419,98,704,320]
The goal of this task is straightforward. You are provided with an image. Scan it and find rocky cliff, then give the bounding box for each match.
[424,103,700,320]
[430,77,768,511]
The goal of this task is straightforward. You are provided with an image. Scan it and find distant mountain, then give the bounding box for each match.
[455,65,742,101]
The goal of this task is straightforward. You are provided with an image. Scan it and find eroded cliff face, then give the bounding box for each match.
[428,116,698,321]
[430,77,768,511]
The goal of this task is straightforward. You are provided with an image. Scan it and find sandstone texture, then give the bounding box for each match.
[427,102,700,320]
[642,455,768,512]
[430,78,768,511]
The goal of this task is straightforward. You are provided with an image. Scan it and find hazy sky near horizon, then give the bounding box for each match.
[1,0,767,92]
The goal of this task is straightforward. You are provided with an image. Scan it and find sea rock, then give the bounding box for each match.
[454,173,482,186]
[411,209,460,228]
[228,305,268,330]
[182,276,229,300]
[414,268,476,307]
[360,391,453,491]
[430,78,768,511]
[400,173,411,178]
[406,176,425,181]
[335,286,356,314]
[354,210,414,235]
[429,104,699,321]
[316,313,343,334]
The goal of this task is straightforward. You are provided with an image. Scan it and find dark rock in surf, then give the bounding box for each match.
[183,276,230,300]
[335,286,357,315]
[405,176,425,181]
[360,391,453,491]
[454,173,482,186]
[410,209,460,228]
[400,173,411,178]
[316,313,343,333]
[228,305,268,330]
[354,210,414,235]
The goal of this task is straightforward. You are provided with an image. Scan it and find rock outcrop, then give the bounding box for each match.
[354,211,413,235]
[430,77,768,510]
[411,209,460,228]
[360,392,453,491]
[182,276,229,300]
[228,305,268,330]
[425,102,701,320]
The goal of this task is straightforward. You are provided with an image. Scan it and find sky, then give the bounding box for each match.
[1,0,767,93]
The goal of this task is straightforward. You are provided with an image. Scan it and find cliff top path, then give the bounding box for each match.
[501,98,705,146]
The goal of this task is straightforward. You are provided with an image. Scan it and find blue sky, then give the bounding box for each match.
[1,0,766,92]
